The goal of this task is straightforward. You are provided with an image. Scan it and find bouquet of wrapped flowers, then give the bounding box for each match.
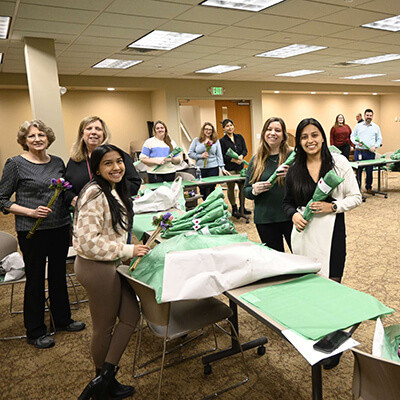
[225,147,249,166]
[130,211,173,271]
[27,178,72,239]
[152,146,183,172]
[354,136,370,151]
[298,170,344,232]
[266,150,296,188]
[203,139,213,168]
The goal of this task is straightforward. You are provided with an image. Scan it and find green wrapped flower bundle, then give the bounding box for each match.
[151,146,183,172]
[298,170,344,232]
[266,150,296,188]
[354,136,370,151]
[226,147,249,166]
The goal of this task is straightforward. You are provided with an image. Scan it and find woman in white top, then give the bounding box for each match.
[139,120,181,183]
[74,144,149,400]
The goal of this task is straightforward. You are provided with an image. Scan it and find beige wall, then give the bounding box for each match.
[0,89,153,174]
[261,93,391,149]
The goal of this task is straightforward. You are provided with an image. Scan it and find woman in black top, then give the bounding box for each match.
[219,119,250,218]
[0,120,85,349]
[65,116,141,207]
[244,117,292,252]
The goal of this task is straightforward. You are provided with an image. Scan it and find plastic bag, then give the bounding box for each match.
[0,252,25,282]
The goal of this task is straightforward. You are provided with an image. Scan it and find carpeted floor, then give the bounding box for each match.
[1,172,400,400]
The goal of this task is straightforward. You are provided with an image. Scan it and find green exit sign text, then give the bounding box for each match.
[210,86,224,96]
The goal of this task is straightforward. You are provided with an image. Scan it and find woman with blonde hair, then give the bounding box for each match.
[65,116,141,207]
[139,120,181,183]
[244,117,293,251]
[188,122,228,199]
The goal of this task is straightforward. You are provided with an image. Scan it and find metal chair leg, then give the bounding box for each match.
[157,331,168,400]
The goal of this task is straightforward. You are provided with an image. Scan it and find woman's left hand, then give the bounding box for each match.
[222,169,231,176]
[276,164,289,178]
[310,201,332,214]
[171,157,180,165]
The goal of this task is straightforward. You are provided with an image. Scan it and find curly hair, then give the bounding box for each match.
[17,120,55,151]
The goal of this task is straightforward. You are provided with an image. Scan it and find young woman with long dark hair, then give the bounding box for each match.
[283,118,361,281]
[244,117,293,252]
[74,144,149,400]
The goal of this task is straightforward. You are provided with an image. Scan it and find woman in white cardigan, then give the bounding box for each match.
[283,118,361,282]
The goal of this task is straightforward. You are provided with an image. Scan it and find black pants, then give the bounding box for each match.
[329,213,346,279]
[256,221,293,252]
[18,225,72,339]
[147,172,176,183]
[337,143,350,160]
[199,166,219,199]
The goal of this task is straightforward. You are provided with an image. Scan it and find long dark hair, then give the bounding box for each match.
[86,144,133,234]
[289,118,334,204]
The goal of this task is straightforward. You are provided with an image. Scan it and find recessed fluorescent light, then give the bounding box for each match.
[274,91,280,93]
[0,16,11,39]
[347,54,400,65]
[392,79,400,82]
[195,65,241,74]
[340,73,386,80]
[128,30,202,51]
[92,59,142,69]
[200,0,286,12]
[275,69,324,77]
[0,53,3,64]
[362,15,400,32]
[107,88,115,91]
[372,93,378,95]
[343,92,349,95]
[255,44,327,58]
[310,92,316,94]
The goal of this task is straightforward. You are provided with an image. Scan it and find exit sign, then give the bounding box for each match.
[209,86,224,96]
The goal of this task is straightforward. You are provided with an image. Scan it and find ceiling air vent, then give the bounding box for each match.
[331,62,359,68]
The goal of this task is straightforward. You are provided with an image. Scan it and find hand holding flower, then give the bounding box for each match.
[293,212,308,232]
[30,205,53,219]
[133,245,150,257]
[203,140,213,168]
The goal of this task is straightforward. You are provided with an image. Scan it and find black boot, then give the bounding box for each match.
[78,362,116,400]
[96,366,136,400]
[232,205,240,219]
[239,206,252,215]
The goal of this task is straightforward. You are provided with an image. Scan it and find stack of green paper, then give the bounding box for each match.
[161,186,237,238]
[389,149,400,171]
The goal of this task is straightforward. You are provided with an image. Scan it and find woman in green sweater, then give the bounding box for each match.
[244,117,293,252]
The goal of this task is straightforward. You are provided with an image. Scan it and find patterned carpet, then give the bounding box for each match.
[1,172,400,400]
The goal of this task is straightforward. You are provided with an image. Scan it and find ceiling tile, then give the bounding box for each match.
[0,1,16,15]
[210,26,273,40]
[94,13,167,29]
[234,14,306,31]
[318,8,392,27]
[158,20,222,35]
[176,5,253,24]
[21,0,111,10]
[196,36,248,47]
[84,25,147,40]
[356,0,400,14]
[14,19,85,34]
[285,20,346,35]
[261,31,318,44]
[106,0,192,19]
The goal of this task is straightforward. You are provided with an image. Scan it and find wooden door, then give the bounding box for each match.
[215,100,253,162]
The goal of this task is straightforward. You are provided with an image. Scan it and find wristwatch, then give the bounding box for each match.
[331,203,338,212]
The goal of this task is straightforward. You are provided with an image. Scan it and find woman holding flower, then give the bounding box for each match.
[139,120,181,183]
[244,117,293,252]
[0,120,85,349]
[219,119,250,218]
[283,118,361,282]
[74,144,149,400]
[188,122,228,199]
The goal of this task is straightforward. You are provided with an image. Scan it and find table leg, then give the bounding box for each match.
[311,363,323,400]
[372,166,388,198]
[202,299,268,365]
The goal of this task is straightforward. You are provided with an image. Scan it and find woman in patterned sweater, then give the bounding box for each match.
[74,144,149,400]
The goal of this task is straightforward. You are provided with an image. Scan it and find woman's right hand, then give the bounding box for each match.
[133,245,150,257]
[292,212,308,232]
[155,158,166,166]
[253,181,271,195]
[201,152,209,159]
[30,206,52,219]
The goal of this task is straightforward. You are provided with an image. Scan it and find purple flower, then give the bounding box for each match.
[51,178,58,185]
[160,221,168,230]
[163,212,172,221]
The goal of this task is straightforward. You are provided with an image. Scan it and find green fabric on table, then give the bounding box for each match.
[131,233,250,303]
[132,211,181,241]
[239,274,394,340]
[381,324,400,362]
[350,159,390,168]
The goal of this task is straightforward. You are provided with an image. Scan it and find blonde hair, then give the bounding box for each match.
[70,116,110,162]
[250,117,291,185]
[199,122,218,143]
[334,114,345,127]
[17,120,55,151]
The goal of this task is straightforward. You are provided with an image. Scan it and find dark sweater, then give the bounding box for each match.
[65,150,141,206]
[219,133,248,171]
[244,154,289,224]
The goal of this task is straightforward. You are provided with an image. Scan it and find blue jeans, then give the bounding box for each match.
[354,149,375,190]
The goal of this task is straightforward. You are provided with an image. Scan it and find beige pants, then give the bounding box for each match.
[74,256,140,368]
